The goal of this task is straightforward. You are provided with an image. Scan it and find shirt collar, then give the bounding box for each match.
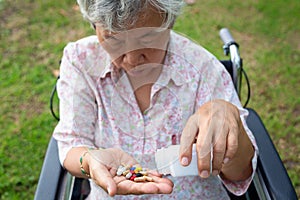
[157,53,196,87]
[99,53,122,84]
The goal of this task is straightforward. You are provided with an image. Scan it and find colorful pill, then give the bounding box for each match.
[134,176,146,182]
[130,174,137,181]
[130,166,136,171]
[117,164,153,182]
[122,170,130,176]
[125,172,132,179]
[144,176,154,182]
[139,171,148,176]
[135,173,143,177]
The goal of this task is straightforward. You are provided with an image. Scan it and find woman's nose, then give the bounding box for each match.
[123,50,145,66]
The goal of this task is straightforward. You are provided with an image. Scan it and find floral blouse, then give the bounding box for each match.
[53,31,258,200]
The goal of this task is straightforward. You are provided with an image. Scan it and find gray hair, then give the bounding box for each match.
[77,0,184,32]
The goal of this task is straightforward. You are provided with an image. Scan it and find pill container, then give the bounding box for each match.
[155,144,199,177]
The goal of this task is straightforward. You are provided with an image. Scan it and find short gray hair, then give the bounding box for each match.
[77,0,184,32]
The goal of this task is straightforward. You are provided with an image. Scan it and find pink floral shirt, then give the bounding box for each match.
[53,31,258,199]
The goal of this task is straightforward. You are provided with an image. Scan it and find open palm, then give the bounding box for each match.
[87,148,174,196]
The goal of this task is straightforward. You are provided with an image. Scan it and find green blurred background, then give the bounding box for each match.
[0,0,299,199]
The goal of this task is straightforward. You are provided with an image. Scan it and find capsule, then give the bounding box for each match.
[144,176,154,182]
[135,173,143,177]
[134,176,146,182]
[139,171,148,176]
[117,166,126,176]
[122,170,130,176]
[130,174,137,181]
[125,172,132,179]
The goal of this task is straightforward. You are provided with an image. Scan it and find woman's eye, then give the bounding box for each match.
[140,38,154,45]
[140,33,160,46]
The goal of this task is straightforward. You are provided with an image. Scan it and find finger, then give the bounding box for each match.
[196,120,214,178]
[109,167,117,177]
[115,148,139,167]
[224,124,239,164]
[91,164,117,196]
[149,175,174,186]
[115,177,173,195]
[149,176,174,194]
[212,131,227,176]
[114,172,172,185]
[196,143,211,179]
[179,114,199,166]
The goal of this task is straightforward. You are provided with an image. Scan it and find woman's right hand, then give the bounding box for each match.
[86,148,174,196]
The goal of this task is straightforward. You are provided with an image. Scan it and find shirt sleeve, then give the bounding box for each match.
[195,56,259,196]
[53,42,98,166]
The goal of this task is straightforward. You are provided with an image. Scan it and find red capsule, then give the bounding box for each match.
[130,174,136,181]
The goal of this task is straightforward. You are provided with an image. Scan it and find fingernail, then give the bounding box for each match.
[223,157,230,164]
[107,185,111,195]
[212,170,219,176]
[181,157,189,166]
[200,170,209,178]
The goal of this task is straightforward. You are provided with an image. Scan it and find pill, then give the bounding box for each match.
[135,173,143,177]
[130,174,137,181]
[116,170,123,176]
[135,166,142,171]
[116,164,153,182]
[130,166,136,171]
[139,171,148,176]
[125,172,132,179]
[116,166,126,176]
[134,176,146,182]
[144,176,154,182]
[122,170,130,176]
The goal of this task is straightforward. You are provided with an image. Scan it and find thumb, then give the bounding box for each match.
[90,163,117,196]
[179,114,199,166]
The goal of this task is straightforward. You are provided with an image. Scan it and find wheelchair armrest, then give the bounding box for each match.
[220,60,233,81]
[34,137,70,200]
[246,108,297,200]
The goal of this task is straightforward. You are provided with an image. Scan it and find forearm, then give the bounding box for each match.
[220,126,255,181]
[64,147,91,179]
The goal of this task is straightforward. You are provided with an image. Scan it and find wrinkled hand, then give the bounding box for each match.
[86,148,173,196]
[179,99,245,178]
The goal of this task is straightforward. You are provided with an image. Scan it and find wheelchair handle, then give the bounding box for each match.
[220,28,236,45]
[219,28,242,98]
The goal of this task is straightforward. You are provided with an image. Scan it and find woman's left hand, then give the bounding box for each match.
[179,99,254,181]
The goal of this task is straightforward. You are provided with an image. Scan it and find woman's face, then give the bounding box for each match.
[95,8,170,77]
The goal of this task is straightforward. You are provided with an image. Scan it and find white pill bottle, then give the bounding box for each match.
[155,144,200,177]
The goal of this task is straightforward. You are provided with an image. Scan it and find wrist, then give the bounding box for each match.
[80,151,91,178]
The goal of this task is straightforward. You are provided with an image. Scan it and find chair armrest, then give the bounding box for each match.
[246,108,297,200]
[220,60,233,81]
[34,137,64,200]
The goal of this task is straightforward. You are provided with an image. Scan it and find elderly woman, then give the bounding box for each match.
[53,0,257,199]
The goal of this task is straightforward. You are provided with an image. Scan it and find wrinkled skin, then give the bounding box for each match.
[179,99,254,181]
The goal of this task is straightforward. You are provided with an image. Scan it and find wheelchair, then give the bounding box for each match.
[34,28,298,200]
